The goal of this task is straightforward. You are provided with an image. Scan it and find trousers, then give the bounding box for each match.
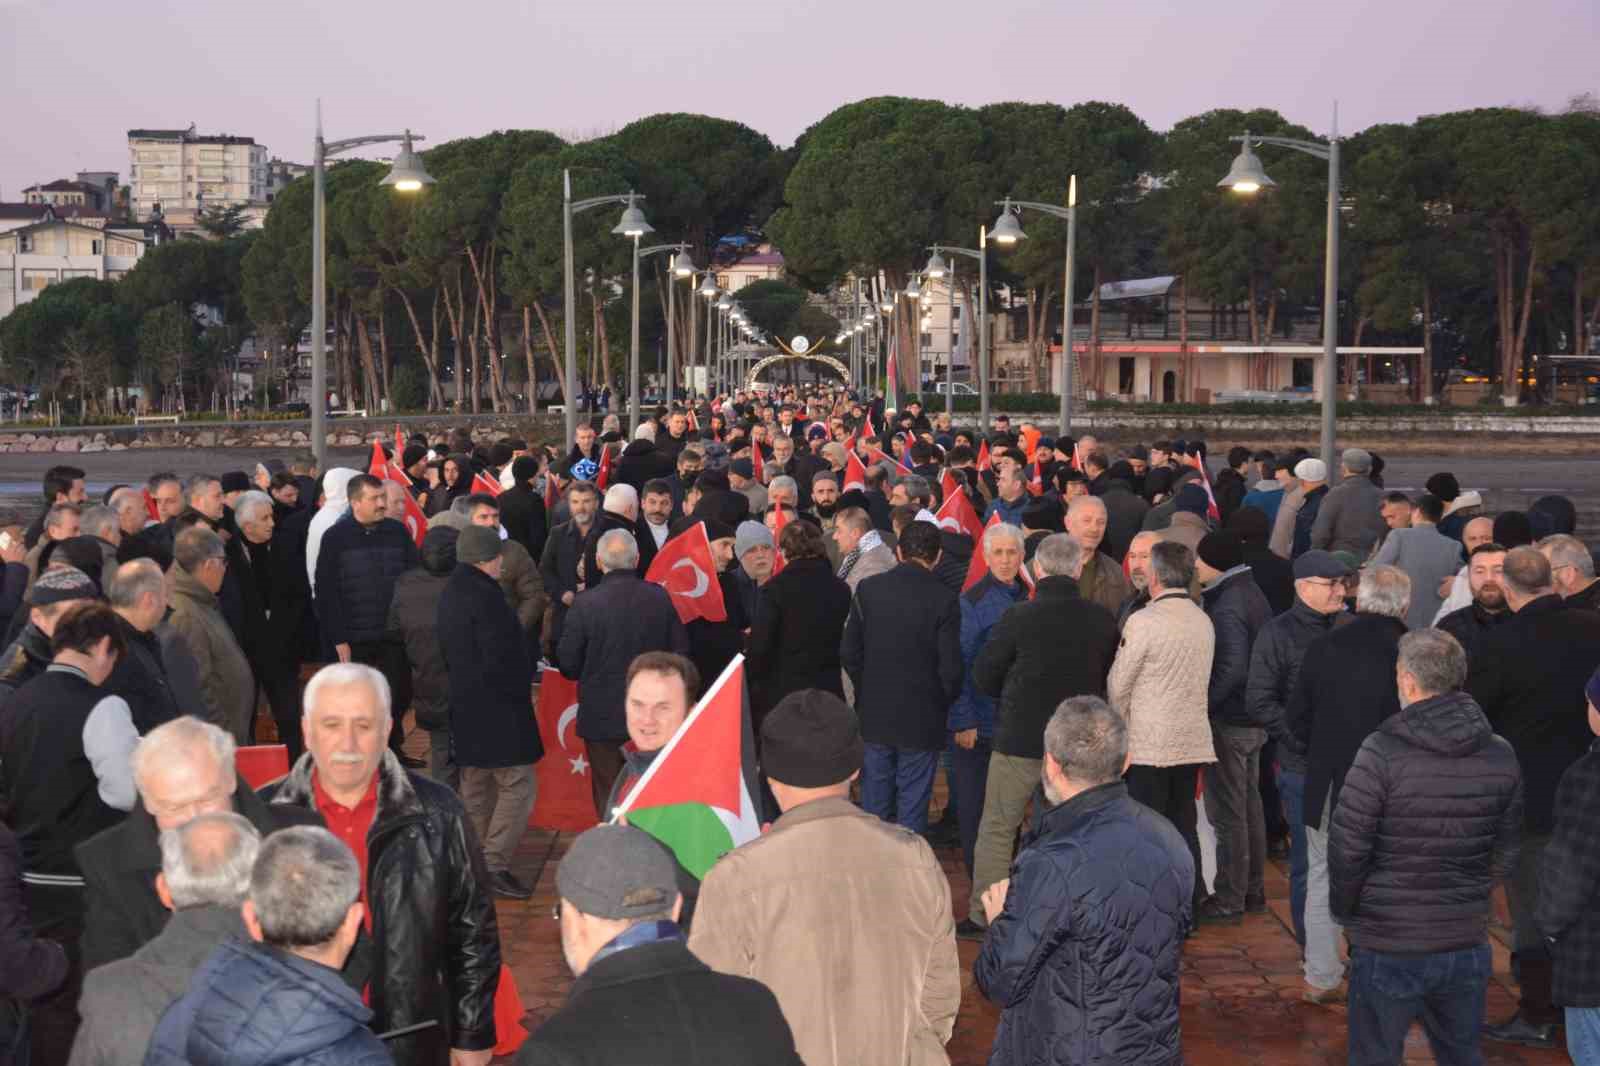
[1347,943,1490,1066]
[1125,762,1207,906]
[460,765,537,873]
[968,753,1042,926]
[1204,724,1266,911]
[1304,797,1345,991]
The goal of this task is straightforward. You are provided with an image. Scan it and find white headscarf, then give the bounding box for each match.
[306,467,360,592]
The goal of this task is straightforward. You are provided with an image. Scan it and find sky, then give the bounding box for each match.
[2,0,1595,200]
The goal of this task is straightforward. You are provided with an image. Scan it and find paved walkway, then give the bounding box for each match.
[488,825,1568,1065]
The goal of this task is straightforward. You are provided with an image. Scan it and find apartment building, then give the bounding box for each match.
[0,215,145,316]
[128,126,268,224]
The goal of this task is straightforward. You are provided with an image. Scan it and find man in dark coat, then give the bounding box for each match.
[1099,461,1150,564]
[976,695,1193,1066]
[1536,666,1600,1053]
[1468,546,1600,1047]
[522,824,802,1065]
[615,434,675,494]
[1436,542,1511,663]
[312,473,420,759]
[1195,531,1273,924]
[497,455,548,563]
[102,558,191,734]
[558,528,689,818]
[439,525,544,900]
[1213,446,1251,524]
[1288,564,1411,1002]
[540,480,600,664]
[264,664,501,1066]
[387,527,460,789]
[76,717,324,972]
[840,521,961,833]
[746,523,850,724]
[1228,506,1294,615]
[1329,628,1523,1064]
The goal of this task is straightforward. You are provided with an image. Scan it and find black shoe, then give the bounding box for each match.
[955,919,987,942]
[397,752,426,769]
[1244,894,1268,914]
[1482,1012,1559,1049]
[490,870,533,900]
[1195,896,1244,925]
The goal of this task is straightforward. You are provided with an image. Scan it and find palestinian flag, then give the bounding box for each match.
[611,656,762,879]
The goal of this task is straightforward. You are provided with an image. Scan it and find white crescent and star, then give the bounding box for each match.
[555,703,589,776]
[669,557,709,599]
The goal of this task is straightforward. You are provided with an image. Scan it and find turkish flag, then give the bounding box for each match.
[471,471,501,498]
[595,445,613,491]
[842,449,868,494]
[963,512,1035,595]
[1185,452,1222,522]
[977,439,993,472]
[936,482,985,545]
[750,437,764,484]
[543,472,560,513]
[142,487,160,523]
[685,408,699,432]
[1028,462,1044,497]
[769,506,788,576]
[395,425,407,464]
[645,522,728,624]
[940,469,959,504]
[367,439,387,478]
[382,463,427,547]
[530,669,597,832]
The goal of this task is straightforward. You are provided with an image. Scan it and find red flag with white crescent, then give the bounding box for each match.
[142,487,160,523]
[471,471,502,498]
[367,439,387,478]
[936,482,985,545]
[381,462,427,546]
[644,522,728,624]
[595,445,613,491]
[1186,452,1221,522]
[963,512,1035,595]
[940,469,959,504]
[769,506,788,576]
[842,449,868,494]
[530,669,597,832]
[750,437,764,485]
[386,460,412,487]
[977,439,992,472]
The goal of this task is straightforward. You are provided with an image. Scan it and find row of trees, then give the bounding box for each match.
[3,97,1597,414]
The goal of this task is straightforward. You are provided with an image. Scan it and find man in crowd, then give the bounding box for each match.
[1117,530,1161,629]
[24,464,87,550]
[1068,495,1131,614]
[168,526,255,743]
[1098,461,1149,563]
[314,473,420,759]
[76,715,323,971]
[1380,491,1414,536]
[1329,629,1523,1063]
[101,559,192,734]
[439,525,544,900]
[540,480,599,661]
[841,520,962,833]
[833,506,896,591]
[1241,455,1291,527]
[1542,532,1600,611]
[1436,543,1511,662]
[144,826,390,1066]
[498,455,548,563]
[463,493,545,637]
[1245,550,1351,946]
[558,529,689,815]
[1371,493,1463,628]
[388,526,460,789]
[69,812,260,1066]
[967,533,1120,938]
[1468,546,1600,1048]
[729,458,768,516]
[976,695,1193,1066]
[525,823,802,1065]
[984,464,1028,526]
[1310,447,1385,557]
[691,690,958,1066]
[1289,564,1412,1003]
[23,503,81,586]
[1286,458,1329,559]
[0,564,94,700]
[264,663,502,1066]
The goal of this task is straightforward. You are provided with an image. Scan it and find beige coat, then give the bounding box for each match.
[843,541,897,592]
[1107,589,1217,768]
[168,566,255,744]
[1079,550,1131,616]
[689,796,959,1066]
[1269,483,1307,559]
[1159,511,1209,555]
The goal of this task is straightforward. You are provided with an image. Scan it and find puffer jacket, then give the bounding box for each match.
[1107,590,1216,768]
[386,531,456,730]
[143,937,390,1066]
[1245,600,1350,772]
[1202,566,1273,728]
[313,513,420,645]
[975,782,1193,1066]
[950,574,1030,739]
[1328,690,1523,954]
[263,750,501,1066]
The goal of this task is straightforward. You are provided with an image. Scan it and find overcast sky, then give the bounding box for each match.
[3,0,1594,201]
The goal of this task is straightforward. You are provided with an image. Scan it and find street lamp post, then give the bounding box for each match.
[922,227,991,430]
[923,249,955,418]
[612,194,657,435]
[1218,122,1341,472]
[630,242,695,426]
[310,106,433,470]
[562,174,649,447]
[990,177,1078,437]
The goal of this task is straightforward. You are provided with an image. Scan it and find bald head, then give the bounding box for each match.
[1462,516,1495,554]
[1066,495,1108,555]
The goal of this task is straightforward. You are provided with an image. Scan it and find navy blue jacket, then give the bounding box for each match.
[950,574,1028,738]
[975,782,1193,1066]
[143,938,390,1066]
[313,514,419,645]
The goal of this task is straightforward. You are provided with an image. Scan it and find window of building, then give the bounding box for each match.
[17,235,30,253]
[62,269,97,280]
[91,240,102,254]
[0,270,13,293]
[1293,358,1315,389]
[1119,357,1136,395]
[22,270,57,292]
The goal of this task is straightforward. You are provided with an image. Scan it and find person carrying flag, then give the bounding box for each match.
[689,689,959,1066]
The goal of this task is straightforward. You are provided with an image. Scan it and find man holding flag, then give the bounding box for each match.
[690,689,959,1066]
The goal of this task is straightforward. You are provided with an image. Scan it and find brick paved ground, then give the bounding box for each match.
[487,824,1570,1065]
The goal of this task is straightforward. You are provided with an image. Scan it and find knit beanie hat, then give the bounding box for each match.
[1196,530,1245,572]
[734,521,773,559]
[1174,483,1211,517]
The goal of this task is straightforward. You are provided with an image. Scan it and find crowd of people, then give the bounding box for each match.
[0,385,1595,1066]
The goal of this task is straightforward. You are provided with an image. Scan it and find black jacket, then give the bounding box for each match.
[0,823,68,1003]
[1099,480,1150,564]
[1537,739,1600,1007]
[747,556,850,721]
[973,575,1119,760]
[313,514,420,646]
[1466,595,1600,834]
[75,785,322,972]
[1328,691,1523,954]
[557,572,689,742]
[1245,601,1350,773]
[100,615,184,734]
[1288,613,1408,827]
[1241,543,1295,616]
[840,562,962,751]
[270,503,321,663]
[1436,601,1513,664]
[1213,467,1248,524]
[540,518,590,660]
[615,439,675,494]
[264,751,502,1066]
[1202,567,1273,728]
[1291,484,1328,558]
[975,783,1192,1066]
[515,936,802,1066]
[499,483,549,563]
[0,622,51,706]
[932,530,975,596]
[0,562,26,646]
[386,538,455,731]
[439,564,542,769]
[685,571,748,689]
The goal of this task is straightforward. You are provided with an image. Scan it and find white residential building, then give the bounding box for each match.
[0,216,145,316]
[127,126,268,225]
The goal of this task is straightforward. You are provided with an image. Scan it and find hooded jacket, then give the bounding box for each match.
[305,468,359,592]
[142,938,390,1066]
[386,531,456,731]
[1328,691,1522,954]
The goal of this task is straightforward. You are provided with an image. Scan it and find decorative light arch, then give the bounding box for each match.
[745,352,850,390]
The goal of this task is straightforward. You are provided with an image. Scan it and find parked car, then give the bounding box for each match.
[928,381,977,396]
